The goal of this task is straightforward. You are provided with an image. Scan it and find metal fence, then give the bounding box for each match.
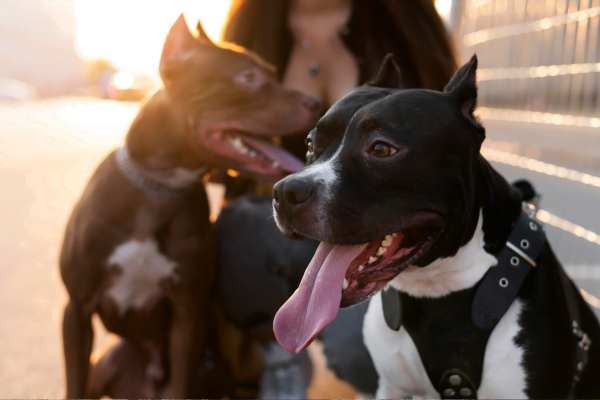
[459,0,600,127]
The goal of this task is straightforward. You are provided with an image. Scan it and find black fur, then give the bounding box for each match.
[272,55,600,398]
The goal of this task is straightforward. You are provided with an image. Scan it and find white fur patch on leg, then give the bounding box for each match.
[363,291,439,399]
[478,299,528,399]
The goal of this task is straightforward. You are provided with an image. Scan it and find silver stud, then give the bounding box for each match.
[511,256,519,266]
[529,221,538,231]
[460,387,473,397]
[499,278,509,288]
[520,239,530,249]
[443,388,456,397]
[577,361,584,371]
[449,374,462,385]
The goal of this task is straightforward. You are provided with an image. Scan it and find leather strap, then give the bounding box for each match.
[471,207,546,328]
[382,286,402,331]
[382,204,548,399]
[558,265,591,398]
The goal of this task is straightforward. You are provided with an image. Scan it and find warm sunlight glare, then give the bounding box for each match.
[112,71,134,90]
[73,0,233,77]
[435,0,453,20]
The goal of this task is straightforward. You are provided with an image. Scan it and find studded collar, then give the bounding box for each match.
[115,146,206,200]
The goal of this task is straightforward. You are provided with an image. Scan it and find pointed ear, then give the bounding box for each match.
[160,14,196,82]
[196,20,214,45]
[368,54,402,89]
[444,55,483,133]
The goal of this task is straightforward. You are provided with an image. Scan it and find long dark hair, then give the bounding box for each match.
[223,0,458,91]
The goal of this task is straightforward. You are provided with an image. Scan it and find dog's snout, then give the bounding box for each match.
[273,182,282,208]
[285,179,313,205]
[273,178,314,216]
[302,95,323,113]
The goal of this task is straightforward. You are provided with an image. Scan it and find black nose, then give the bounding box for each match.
[273,178,314,214]
[302,95,323,113]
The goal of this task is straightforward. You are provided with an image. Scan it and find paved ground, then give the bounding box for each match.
[0,98,140,397]
[0,99,598,398]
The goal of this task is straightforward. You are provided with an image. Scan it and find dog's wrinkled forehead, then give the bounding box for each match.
[314,86,397,145]
[313,54,483,157]
[349,90,460,139]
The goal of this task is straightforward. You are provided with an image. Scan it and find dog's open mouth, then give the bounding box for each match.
[340,226,439,307]
[273,216,442,353]
[206,128,305,178]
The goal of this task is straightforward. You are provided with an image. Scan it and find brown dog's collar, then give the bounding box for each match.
[115,146,204,199]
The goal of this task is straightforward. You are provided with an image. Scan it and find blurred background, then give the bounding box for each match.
[0,0,599,397]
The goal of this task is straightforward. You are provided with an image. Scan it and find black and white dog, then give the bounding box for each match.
[271,55,600,398]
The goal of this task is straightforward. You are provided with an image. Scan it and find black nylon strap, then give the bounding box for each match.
[471,209,546,328]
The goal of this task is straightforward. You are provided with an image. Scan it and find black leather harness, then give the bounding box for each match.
[381,204,591,399]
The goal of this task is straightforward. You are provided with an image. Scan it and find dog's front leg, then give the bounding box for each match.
[162,276,206,398]
[376,376,409,399]
[62,300,94,399]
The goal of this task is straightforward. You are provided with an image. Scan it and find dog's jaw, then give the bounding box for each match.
[340,221,444,307]
[272,213,444,353]
[202,123,306,180]
[389,211,496,298]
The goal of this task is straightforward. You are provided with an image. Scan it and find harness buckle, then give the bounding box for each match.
[522,202,544,228]
[573,321,592,352]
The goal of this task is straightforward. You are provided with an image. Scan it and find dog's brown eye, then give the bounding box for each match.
[242,72,255,83]
[235,68,263,87]
[370,142,397,158]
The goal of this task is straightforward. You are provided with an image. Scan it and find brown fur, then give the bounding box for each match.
[59,15,320,399]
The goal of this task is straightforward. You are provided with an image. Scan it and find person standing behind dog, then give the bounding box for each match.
[218,0,458,397]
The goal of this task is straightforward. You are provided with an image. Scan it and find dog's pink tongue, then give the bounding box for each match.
[241,136,306,172]
[274,241,368,353]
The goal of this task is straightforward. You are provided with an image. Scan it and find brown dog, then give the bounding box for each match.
[59,15,321,399]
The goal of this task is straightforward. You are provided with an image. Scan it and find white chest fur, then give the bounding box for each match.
[362,213,529,399]
[106,239,177,315]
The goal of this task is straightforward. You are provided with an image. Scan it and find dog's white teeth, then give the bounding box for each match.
[342,278,349,290]
[229,136,251,154]
[385,234,393,243]
[392,233,397,237]
[358,265,364,271]
[382,239,391,247]
[377,247,387,256]
[272,161,280,169]
[368,256,377,264]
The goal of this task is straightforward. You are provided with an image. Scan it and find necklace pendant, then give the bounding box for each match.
[308,61,320,77]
